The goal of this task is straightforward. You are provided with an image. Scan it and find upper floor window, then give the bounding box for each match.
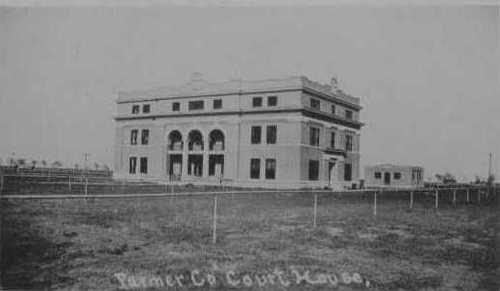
[310,98,320,110]
[213,99,222,109]
[345,110,353,120]
[394,172,401,180]
[141,129,149,145]
[132,105,140,114]
[250,158,260,179]
[130,129,138,145]
[309,127,320,146]
[172,102,180,111]
[188,100,204,111]
[375,172,381,179]
[330,132,336,148]
[344,164,352,181]
[266,125,277,144]
[265,159,276,179]
[267,96,278,107]
[142,104,150,113]
[331,105,336,114]
[345,135,353,151]
[252,97,263,107]
[251,126,261,144]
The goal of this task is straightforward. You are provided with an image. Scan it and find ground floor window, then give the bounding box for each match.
[129,157,137,174]
[265,159,276,179]
[309,160,319,180]
[250,158,260,179]
[188,155,203,177]
[344,163,352,181]
[140,157,148,174]
[209,154,224,177]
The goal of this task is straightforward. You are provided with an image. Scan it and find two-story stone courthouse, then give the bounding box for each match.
[114,73,363,188]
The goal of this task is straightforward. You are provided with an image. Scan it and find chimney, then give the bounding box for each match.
[331,76,338,92]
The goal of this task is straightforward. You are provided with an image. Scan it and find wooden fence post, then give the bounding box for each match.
[409,191,414,210]
[435,189,439,209]
[313,194,318,228]
[212,194,218,244]
[373,191,378,216]
[466,188,470,203]
[453,189,457,206]
[68,176,72,193]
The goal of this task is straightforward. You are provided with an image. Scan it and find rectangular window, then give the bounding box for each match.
[375,172,381,179]
[330,132,336,148]
[140,157,148,174]
[132,105,140,114]
[250,158,260,179]
[130,129,138,145]
[266,125,277,144]
[344,164,352,181]
[252,97,262,107]
[213,99,222,109]
[188,100,204,110]
[251,126,261,144]
[172,102,180,111]
[345,110,353,120]
[309,127,320,146]
[141,129,149,145]
[129,157,137,174]
[345,135,353,151]
[331,104,336,114]
[265,159,276,179]
[394,172,401,180]
[308,160,319,181]
[310,98,320,110]
[142,104,150,113]
[267,96,278,106]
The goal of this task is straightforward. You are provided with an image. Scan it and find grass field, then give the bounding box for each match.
[1,192,499,290]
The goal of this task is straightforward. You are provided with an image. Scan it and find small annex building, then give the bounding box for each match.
[364,164,424,188]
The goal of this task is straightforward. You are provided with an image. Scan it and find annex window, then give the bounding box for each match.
[140,157,148,174]
[251,126,261,144]
[330,132,336,148]
[345,135,353,152]
[130,129,138,145]
[267,96,278,107]
[308,160,319,181]
[132,105,140,114]
[141,129,149,145]
[310,98,320,110]
[265,159,276,179]
[331,104,336,114]
[345,110,353,120]
[309,127,320,146]
[394,172,401,180]
[374,172,382,179]
[142,104,150,113]
[252,97,263,107]
[250,158,260,179]
[266,125,277,144]
[129,157,137,174]
[213,99,222,109]
[188,100,204,111]
[172,102,180,111]
[344,163,352,181]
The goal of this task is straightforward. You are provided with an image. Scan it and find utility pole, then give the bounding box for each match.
[83,153,90,176]
[488,153,493,179]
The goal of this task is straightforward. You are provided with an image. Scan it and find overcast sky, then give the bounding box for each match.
[0,4,498,181]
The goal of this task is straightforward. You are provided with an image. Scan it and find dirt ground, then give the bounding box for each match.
[1,192,499,290]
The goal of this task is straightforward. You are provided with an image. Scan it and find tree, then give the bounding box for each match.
[41,160,47,167]
[435,172,456,184]
[102,164,110,171]
[31,160,37,169]
[51,161,63,168]
[74,163,79,169]
[94,162,100,170]
[487,174,495,186]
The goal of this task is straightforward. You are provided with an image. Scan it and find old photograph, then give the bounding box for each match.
[0,1,499,290]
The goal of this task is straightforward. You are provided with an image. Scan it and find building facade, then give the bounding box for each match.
[364,164,424,188]
[114,74,363,188]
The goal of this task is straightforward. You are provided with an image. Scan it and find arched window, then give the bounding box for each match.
[209,129,225,151]
[188,130,204,151]
[168,130,183,150]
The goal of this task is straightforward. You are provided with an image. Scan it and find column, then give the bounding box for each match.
[181,141,188,179]
[203,137,209,178]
